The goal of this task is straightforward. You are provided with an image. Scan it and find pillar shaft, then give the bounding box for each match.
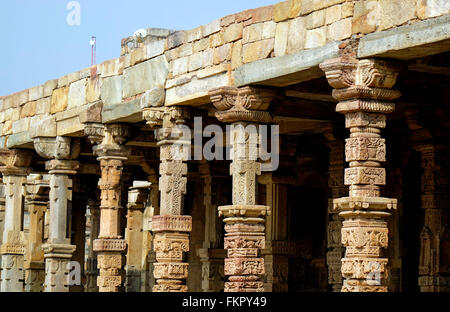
[144,106,192,292]
[320,58,401,292]
[209,86,275,292]
[0,149,32,292]
[85,200,100,292]
[24,176,49,292]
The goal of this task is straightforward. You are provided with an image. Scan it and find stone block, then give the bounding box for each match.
[68,79,87,109]
[379,0,416,31]
[231,40,243,69]
[18,90,29,105]
[213,44,232,65]
[130,46,147,66]
[196,64,229,79]
[193,38,209,52]
[342,1,354,18]
[172,56,189,76]
[67,72,80,84]
[288,0,302,19]
[50,86,69,114]
[287,17,306,54]
[273,1,290,22]
[12,118,30,134]
[210,32,225,48]
[352,0,380,34]
[262,21,277,39]
[58,75,69,88]
[167,31,187,49]
[86,77,102,103]
[417,0,450,19]
[20,101,36,118]
[221,14,236,27]
[0,98,3,111]
[146,39,166,59]
[36,97,51,115]
[242,38,274,63]
[79,101,103,123]
[203,49,214,67]
[3,93,19,109]
[102,58,124,78]
[29,115,57,138]
[202,19,221,36]
[188,52,204,72]
[101,76,123,106]
[252,5,274,23]
[328,17,352,40]
[274,21,289,57]
[79,67,91,79]
[301,0,346,15]
[29,85,43,101]
[43,80,58,97]
[243,23,264,43]
[326,5,342,25]
[305,9,326,29]
[3,120,12,135]
[305,27,327,49]
[187,26,203,42]
[122,56,169,99]
[224,23,243,43]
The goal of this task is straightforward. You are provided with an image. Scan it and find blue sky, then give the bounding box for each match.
[0,0,278,96]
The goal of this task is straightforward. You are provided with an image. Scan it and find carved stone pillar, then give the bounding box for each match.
[125,181,151,292]
[85,199,100,292]
[24,175,49,292]
[0,179,5,283]
[85,124,131,292]
[259,173,295,292]
[322,124,347,292]
[0,149,32,292]
[144,174,158,292]
[209,86,275,292]
[33,137,80,292]
[143,106,192,292]
[320,58,401,292]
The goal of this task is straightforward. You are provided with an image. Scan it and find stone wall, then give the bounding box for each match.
[1,0,449,148]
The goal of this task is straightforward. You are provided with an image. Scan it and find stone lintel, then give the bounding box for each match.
[152,215,192,233]
[42,243,76,259]
[218,205,271,218]
[234,41,341,88]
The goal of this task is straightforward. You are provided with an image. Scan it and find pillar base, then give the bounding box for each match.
[42,243,76,292]
[24,261,45,292]
[93,238,126,292]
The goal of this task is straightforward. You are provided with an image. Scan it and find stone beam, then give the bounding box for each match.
[234,41,341,88]
[358,14,450,60]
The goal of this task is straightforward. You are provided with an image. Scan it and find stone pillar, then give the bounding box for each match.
[259,173,296,292]
[87,124,131,292]
[209,86,275,292]
[143,106,192,292]
[322,124,347,292]
[0,179,5,283]
[0,149,32,292]
[85,199,100,292]
[24,175,49,292]
[125,181,151,292]
[320,58,401,292]
[33,137,80,292]
[144,174,158,292]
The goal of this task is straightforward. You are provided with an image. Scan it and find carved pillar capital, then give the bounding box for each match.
[209,86,275,123]
[320,57,402,292]
[0,148,33,176]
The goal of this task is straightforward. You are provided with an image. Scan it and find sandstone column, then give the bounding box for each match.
[87,123,131,292]
[85,199,100,292]
[320,58,401,292]
[125,181,151,292]
[143,106,192,292]
[322,124,347,292]
[33,136,80,292]
[0,149,32,292]
[209,86,274,292]
[24,175,49,292]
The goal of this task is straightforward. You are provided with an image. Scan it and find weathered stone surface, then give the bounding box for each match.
[29,85,43,101]
[130,47,147,66]
[146,39,166,59]
[101,58,123,78]
[242,39,274,63]
[68,79,87,109]
[79,101,103,123]
[30,115,57,138]
[213,44,232,65]
[20,101,36,118]
[358,14,450,60]
[288,0,302,19]
[43,80,58,97]
[417,0,450,19]
[50,87,69,114]
[224,23,243,43]
[122,56,168,99]
[274,21,289,57]
[326,5,342,25]
[86,77,102,103]
[262,21,276,39]
[231,40,243,69]
[352,0,380,34]
[305,27,327,49]
[202,19,221,36]
[287,17,306,54]
[243,23,264,43]
[102,98,143,123]
[101,76,123,106]
[305,9,326,29]
[273,1,290,22]
[172,56,189,76]
[167,31,187,50]
[193,38,209,52]
[12,118,30,134]
[379,0,416,31]
[210,32,225,48]
[301,0,346,15]
[327,17,352,41]
[188,52,204,72]
[36,97,51,115]
[187,26,203,42]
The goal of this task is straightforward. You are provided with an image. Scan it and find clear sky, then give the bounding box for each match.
[0,0,278,96]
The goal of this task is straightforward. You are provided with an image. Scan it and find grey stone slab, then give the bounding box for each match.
[101,76,123,106]
[358,14,450,60]
[234,41,341,87]
[6,131,33,149]
[102,98,143,123]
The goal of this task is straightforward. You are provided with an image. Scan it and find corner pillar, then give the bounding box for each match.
[320,58,402,292]
[0,149,32,292]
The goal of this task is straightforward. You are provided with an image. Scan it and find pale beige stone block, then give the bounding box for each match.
[242,38,274,63]
[273,1,290,22]
[43,80,58,98]
[274,21,289,57]
[213,44,232,65]
[86,77,102,103]
[20,101,36,118]
[224,23,243,43]
[202,19,221,37]
[172,57,189,76]
[188,52,204,72]
[352,0,380,34]
[50,87,69,114]
[305,9,326,29]
[193,38,209,52]
[287,17,306,54]
[36,97,51,115]
[305,27,327,49]
[210,32,225,48]
[29,85,43,101]
[326,5,342,25]
[379,0,416,30]
[417,0,450,19]
[262,21,277,39]
[68,79,87,109]
[243,23,264,44]
[231,40,243,69]
[187,26,203,42]
[328,17,352,40]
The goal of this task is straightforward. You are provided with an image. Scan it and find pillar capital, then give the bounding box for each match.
[91,123,133,158]
[0,148,33,176]
[209,86,276,123]
[143,106,191,130]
